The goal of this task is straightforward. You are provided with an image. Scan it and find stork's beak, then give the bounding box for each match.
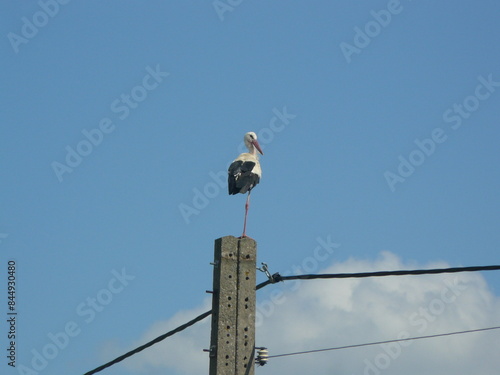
[253,140,264,155]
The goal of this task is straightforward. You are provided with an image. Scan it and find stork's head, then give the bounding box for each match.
[244,132,264,155]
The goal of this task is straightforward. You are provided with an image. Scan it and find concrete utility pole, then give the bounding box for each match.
[209,236,257,375]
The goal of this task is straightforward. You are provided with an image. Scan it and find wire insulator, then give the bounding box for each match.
[256,348,269,366]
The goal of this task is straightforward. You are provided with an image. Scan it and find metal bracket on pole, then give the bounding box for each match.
[257,262,282,284]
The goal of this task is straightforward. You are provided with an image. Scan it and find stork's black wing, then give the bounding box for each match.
[228,160,259,195]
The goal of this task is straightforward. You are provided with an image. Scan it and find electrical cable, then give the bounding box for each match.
[268,326,500,359]
[82,309,212,375]
[256,264,500,290]
[83,264,500,374]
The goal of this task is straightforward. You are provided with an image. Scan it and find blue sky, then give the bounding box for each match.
[1,1,500,374]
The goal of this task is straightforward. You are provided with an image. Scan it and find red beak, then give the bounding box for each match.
[253,140,264,155]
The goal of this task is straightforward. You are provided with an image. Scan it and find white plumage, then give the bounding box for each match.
[228,132,263,195]
[228,132,263,237]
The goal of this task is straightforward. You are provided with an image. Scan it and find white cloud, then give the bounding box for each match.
[102,252,500,375]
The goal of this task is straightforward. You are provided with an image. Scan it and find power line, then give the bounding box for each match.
[256,264,500,290]
[83,310,212,375]
[268,326,500,359]
[82,264,500,374]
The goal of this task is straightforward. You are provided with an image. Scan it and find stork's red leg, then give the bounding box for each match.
[241,191,251,238]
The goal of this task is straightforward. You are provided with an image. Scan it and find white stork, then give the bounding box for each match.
[228,132,264,238]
